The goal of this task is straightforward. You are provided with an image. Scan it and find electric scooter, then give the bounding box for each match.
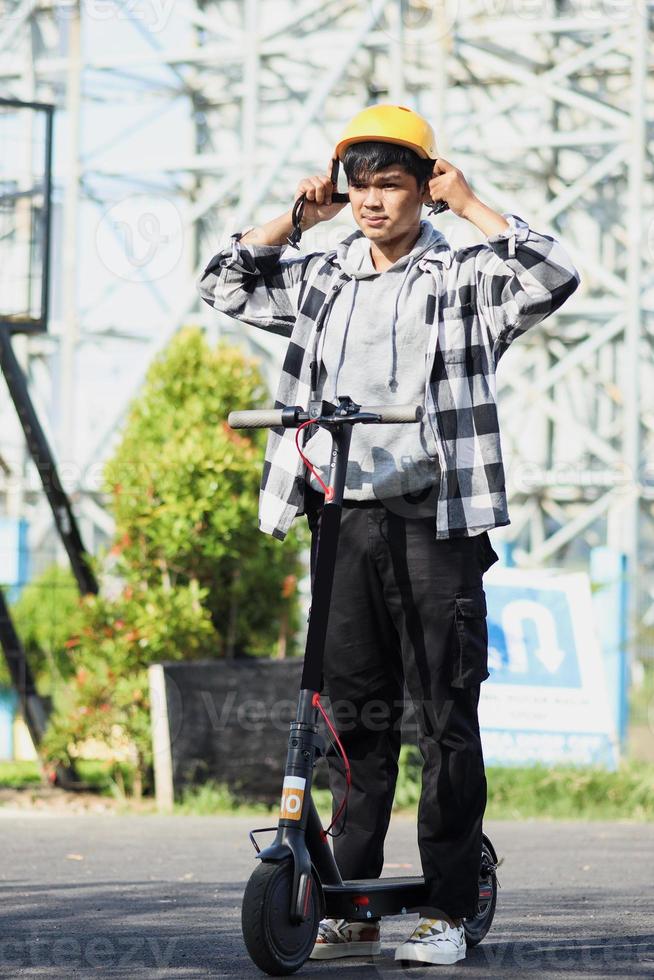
[228,396,499,976]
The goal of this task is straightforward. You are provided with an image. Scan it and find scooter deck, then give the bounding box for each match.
[322,876,494,920]
[322,876,429,919]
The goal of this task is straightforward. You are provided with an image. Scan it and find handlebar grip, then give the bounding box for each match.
[362,404,424,423]
[228,409,284,429]
[228,404,423,428]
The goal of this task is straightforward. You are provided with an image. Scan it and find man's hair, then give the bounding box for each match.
[341,141,433,189]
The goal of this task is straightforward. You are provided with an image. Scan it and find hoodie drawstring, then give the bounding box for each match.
[388,257,418,393]
[314,221,442,399]
[310,276,348,394]
[330,279,359,401]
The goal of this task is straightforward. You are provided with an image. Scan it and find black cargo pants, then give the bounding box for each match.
[304,484,499,920]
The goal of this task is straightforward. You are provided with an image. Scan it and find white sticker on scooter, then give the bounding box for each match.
[280,776,306,821]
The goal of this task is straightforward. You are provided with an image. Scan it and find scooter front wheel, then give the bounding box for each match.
[241,859,321,976]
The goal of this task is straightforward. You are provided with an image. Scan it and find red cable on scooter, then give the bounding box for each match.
[295,419,334,500]
[311,692,351,842]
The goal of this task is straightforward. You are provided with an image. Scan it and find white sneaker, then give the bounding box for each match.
[309,917,382,959]
[394,917,467,965]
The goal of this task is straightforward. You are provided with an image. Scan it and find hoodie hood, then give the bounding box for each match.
[324,220,452,392]
[333,219,452,279]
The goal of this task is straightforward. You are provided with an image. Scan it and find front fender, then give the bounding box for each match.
[256,842,293,863]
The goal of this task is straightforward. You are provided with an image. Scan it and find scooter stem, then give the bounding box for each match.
[300,419,352,692]
[255,412,354,921]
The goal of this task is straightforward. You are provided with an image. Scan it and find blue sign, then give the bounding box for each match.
[479,568,620,769]
[487,585,581,689]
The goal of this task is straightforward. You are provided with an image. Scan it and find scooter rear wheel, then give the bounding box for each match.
[241,859,321,976]
[462,835,498,948]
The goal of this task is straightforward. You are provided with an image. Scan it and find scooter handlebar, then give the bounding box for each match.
[228,409,286,429]
[362,404,424,423]
[228,404,423,429]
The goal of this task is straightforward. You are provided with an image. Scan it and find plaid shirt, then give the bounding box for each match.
[197,213,580,540]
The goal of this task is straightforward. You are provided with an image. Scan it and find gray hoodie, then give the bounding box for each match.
[304,219,442,513]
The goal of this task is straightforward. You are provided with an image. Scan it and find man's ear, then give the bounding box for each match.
[420,179,433,206]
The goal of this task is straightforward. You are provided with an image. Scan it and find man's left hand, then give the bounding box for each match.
[424,158,478,219]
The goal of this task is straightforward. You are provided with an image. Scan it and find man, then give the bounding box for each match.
[197,105,580,967]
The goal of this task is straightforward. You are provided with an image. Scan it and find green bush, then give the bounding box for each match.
[40,580,215,795]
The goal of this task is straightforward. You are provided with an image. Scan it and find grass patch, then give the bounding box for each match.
[172,780,335,818]
[0,760,42,788]
[3,750,653,822]
[73,760,141,797]
[172,780,333,818]
[174,781,276,816]
[0,758,141,799]
[484,760,654,821]
[167,749,654,821]
[394,745,654,822]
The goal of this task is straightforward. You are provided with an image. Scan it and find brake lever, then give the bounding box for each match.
[315,411,381,428]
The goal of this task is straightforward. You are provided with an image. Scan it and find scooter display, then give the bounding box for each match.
[228,396,499,976]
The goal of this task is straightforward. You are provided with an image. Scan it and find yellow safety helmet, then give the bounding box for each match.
[334,104,438,161]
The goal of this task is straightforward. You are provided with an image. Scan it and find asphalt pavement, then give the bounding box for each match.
[1,811,653,978]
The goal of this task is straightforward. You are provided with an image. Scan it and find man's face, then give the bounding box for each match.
[347,165,426,244]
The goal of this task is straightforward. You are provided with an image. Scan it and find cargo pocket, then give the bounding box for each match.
[452,587,490,688]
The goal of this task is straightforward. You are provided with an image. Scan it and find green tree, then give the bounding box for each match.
[1,566,81,692]
[105,327,305,656]
[40,328,307,793]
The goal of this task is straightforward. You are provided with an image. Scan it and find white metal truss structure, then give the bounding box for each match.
[0,1,653,638]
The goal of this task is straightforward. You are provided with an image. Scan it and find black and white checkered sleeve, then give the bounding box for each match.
[196,232,320,338]
[455,213,581,359]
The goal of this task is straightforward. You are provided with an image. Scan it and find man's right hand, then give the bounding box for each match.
[294,160,348,230]
[240,161,348,247]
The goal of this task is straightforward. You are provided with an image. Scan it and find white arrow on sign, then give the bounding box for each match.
[501,600,566,674]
